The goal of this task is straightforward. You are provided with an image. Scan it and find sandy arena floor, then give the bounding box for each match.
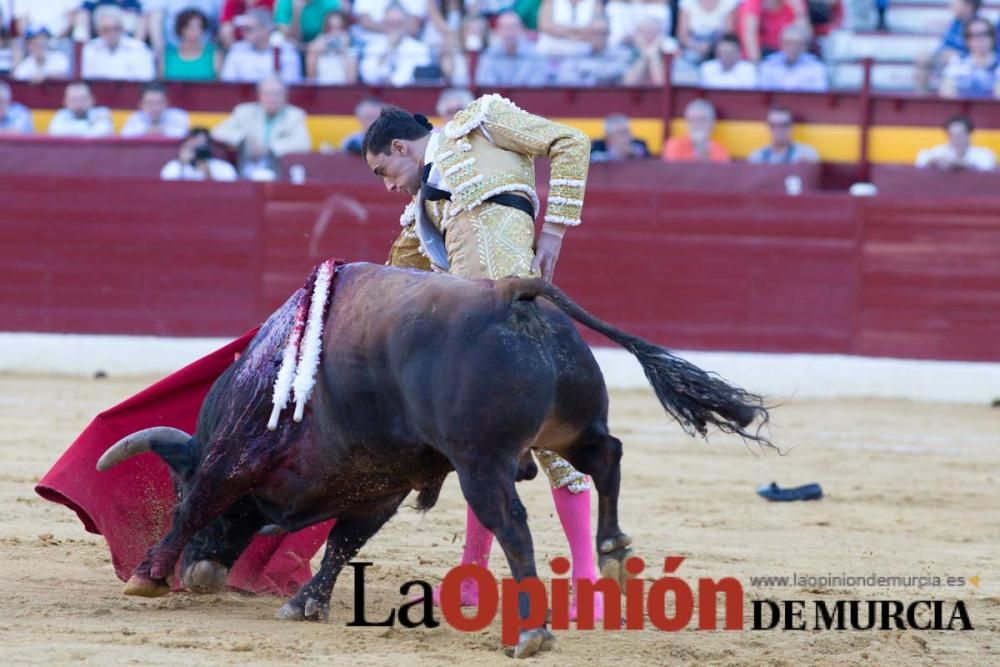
[0,374,997,666]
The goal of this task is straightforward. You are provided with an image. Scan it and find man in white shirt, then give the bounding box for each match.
[121,83,190,138]
[220,8,301,84]
[161,127,239,181]
[352,0,427,43]
[757,24,828,92]
[915,115,997,171]
[48,82,115,138]
[212,77,311,179]
[14,27,72,83]
[700,33,756,90]
[359,5,432,87]
[81,4,155,81]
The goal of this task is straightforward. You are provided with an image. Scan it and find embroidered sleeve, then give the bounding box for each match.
[447,94,590,226]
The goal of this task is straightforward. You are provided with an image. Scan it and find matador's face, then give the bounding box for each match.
[366,139,422,198]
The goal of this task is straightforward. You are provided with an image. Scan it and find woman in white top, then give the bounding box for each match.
[606,0,671,48]
[536,0,603,57]
[677,0,739,63]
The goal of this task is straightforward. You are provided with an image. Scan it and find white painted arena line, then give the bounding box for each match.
[0,332,998,405]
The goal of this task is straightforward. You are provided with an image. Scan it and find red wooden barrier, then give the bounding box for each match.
[1,174,997,362]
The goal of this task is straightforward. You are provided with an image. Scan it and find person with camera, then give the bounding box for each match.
[305,10,358,83]
[160,127,239,181]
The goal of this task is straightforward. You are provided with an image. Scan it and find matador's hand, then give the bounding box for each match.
[531,231,563,282]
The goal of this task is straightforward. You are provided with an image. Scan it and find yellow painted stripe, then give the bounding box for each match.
[29,110,1000,165]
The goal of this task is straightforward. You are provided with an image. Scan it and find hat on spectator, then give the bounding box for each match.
[25,26,53,40]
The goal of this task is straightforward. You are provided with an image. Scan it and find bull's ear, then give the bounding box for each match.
[150,438,198,479]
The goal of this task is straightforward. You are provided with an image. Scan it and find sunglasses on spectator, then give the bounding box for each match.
[768,120,793,128]
[99,25,123,33]
[966,30,992,38]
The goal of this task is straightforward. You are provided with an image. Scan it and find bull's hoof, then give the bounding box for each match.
[181,560,229,594]
[276,595,329,622]
[505,628,556,659]
[123,574,170,598]
[598,534,634,587]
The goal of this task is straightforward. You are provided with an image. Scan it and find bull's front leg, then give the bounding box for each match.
[562,430,632,586]
[276,493,406,622]
[126,459,260,597]
[179,496,266,594]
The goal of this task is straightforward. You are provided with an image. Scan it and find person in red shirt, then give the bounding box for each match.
[219,0,277,47]
[738,0,809,62]
[661,98,731,162]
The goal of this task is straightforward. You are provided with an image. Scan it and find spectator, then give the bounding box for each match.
[757,23,828,91]
[77,1,143,40]
[0,80,34,135]
[435,87,473,121]
[662,98,729,161]
[591,113,651,162]
[748,106,819,164]
[81,4,155,80]
[806,0,842,40]
[14,27,72,82]
[425,0,478,50]
[13,0,78,39]
[48,81,114,137]
[438,30,472,85]
[275,0,343,44]
[555,14,633,85]
[677,0,739,64]
[606,0,671,48]
[536,0,603,57]
[474,10,546,86]
[211,76,311,179]
[352,0,428,42]
[305,11,358,83]
[939,0,981,60]
[161,126,239,180]
[341,96,384,154]
[220,7,301,82]
[916,115,996,171]
[121,82,190,138]
[358,5,433,86]
[700,32,756,88]
[218,0,275,48]
[738,0,809,62]
[939,18,999,98]
[163,8,220,80]
[146,0,221,53]
[622,16,669,86]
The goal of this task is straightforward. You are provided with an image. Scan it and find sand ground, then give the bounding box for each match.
[1,374,997,666]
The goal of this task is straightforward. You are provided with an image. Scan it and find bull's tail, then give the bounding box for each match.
[505,278,771,446]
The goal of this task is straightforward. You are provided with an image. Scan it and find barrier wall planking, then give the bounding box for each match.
[2,173,997,362]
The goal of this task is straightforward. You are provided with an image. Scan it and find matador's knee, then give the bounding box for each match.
[532,449,590,493]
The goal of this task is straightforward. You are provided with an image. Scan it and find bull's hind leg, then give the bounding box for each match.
[456,456,555,659]
[277,492,406,622]
[179,496,266,594]
[559,426,632,586]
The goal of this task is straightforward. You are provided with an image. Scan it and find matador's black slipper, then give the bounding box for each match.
[756,482,823,502]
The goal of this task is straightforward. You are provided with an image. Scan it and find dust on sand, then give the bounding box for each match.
[1,374,997,666]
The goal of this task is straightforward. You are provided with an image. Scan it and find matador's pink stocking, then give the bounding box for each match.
[552,483,604,622]
[433,504,493,606]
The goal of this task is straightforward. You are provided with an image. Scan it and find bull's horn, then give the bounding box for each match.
[96,427,191,471]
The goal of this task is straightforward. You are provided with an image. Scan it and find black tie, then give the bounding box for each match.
[421,163,451,202]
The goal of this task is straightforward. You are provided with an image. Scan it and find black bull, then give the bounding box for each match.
[97,262,770,655]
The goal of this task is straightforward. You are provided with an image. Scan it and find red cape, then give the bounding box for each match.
[35,328,334,596]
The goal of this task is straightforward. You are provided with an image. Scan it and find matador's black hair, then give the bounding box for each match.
[361,106,433,156]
